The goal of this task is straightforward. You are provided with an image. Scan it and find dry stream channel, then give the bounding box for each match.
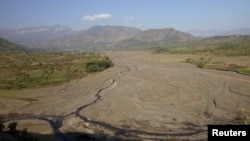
[1,51,250,141]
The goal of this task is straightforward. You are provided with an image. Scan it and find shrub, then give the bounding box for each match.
[244,116,250,125]
[152,47,165,54]
[0,118,4,132]
[8,121,17,134]
[185,58,194,63]
[197,62,205,68]
[85,59,113,73]
[196,58,211,68]
[239,108,250,125]
[86,63,99,72]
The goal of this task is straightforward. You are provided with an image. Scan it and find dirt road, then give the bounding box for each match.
[1,51,250,141]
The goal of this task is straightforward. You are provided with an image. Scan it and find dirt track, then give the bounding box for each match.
[1,51,250,141]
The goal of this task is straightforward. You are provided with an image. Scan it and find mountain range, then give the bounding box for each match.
[40,26,196,50]
[0,25,196,50]
[0,25,250,51]
[41,26,142,50]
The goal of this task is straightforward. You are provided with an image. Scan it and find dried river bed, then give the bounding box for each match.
[1,51,250,141]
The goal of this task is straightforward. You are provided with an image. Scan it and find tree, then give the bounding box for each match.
[0,118,5,132]
[8,121,18,137]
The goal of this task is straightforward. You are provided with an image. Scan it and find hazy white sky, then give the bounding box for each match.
[1,0,250,30]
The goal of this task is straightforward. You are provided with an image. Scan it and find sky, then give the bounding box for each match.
[0,0,250,31]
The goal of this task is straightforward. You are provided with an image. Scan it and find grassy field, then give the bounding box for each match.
[0,52,113,90]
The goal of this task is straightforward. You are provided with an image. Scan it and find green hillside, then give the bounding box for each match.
[152,35,250,56]
[0,38,25,51]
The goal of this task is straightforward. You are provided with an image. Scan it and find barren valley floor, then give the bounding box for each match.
[1,51,250,141]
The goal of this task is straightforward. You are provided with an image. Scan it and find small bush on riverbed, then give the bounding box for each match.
[196,57,211,68]
[185,57,211,68]
[85,56,114,72]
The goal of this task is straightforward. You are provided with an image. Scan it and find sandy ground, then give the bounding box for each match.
[1,51,250,141]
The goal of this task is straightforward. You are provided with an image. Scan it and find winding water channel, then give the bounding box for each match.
[3,78,116,141]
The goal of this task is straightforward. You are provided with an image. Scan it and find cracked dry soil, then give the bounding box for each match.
[1,51,250,141]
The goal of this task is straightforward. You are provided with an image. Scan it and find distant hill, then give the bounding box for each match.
[0,25,74,48]
[82,25,141,43]
[135,28,194,42]
[41,26,196,50]
[5,25,250,51]
[0,38,26,51]
[115,28,196,49]
[41,25,142,50]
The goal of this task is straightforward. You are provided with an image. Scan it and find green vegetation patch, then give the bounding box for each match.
[0,52,113,90]
[236,68,250,75]
[238,108,250,125]
[85,56,114,72]
[0,91,38,102]
[185,57,250,76]
[185,57,211,68]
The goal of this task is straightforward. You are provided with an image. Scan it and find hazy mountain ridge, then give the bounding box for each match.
[41,25,142,50]
[1,25,250,51]
[0,25,74,48]
[188,27,250,37]
[201,34,250,46]
[0,25,196,50]
[41,26,196,50]
[114,28,196,49]
[135,28,194,42]
[84,26,141,43]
